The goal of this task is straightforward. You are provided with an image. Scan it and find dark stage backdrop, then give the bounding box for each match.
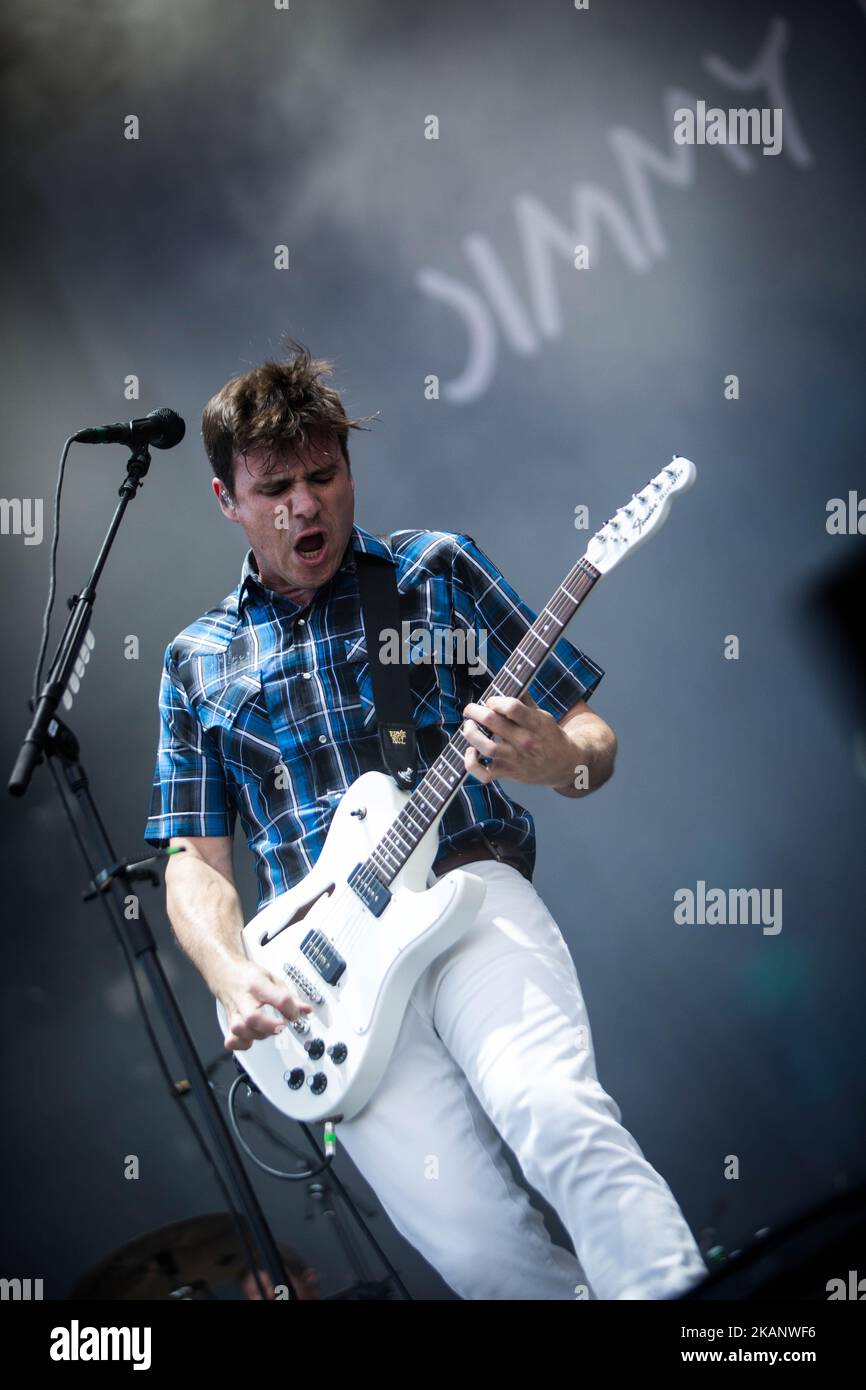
[1,0,864,1299]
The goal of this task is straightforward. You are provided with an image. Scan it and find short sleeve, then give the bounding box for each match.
[143,644,237,848]
[450,534,604,716]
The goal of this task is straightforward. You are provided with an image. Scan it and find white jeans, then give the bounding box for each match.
[336,859,708,1300]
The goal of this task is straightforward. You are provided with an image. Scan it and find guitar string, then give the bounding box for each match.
[296,553,585,966]
[285,561,598,977]
[291,553,603,978]
[350,565,595,898]
[350,556,599,898]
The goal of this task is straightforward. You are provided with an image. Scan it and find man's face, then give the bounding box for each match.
[213,432,355,607]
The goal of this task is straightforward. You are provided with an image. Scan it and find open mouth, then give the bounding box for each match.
[294,530,327,563]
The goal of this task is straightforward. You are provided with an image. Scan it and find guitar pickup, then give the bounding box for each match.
[300,929,346,986]
[348,862,391,918]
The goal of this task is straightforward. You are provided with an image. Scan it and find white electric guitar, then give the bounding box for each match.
[217,456,697,1123]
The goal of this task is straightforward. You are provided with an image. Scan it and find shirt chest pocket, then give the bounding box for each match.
[192,658,282,775]
[344,622,472,733]
[195,667,263,729]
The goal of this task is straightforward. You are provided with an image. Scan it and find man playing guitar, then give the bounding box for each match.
[144,343,707,1300]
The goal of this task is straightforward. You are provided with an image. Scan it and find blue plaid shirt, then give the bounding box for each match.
[144,525,604,911]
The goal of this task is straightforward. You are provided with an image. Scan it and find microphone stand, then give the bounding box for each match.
[7,442,293,1299]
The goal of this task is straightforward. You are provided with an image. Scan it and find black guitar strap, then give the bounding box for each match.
[355,542,419,792]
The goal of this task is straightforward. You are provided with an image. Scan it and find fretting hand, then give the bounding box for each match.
[461,693,576,788]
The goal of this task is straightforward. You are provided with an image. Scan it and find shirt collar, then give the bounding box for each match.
[236,524,394,614]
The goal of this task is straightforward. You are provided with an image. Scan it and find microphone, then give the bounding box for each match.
[73,407,186,449]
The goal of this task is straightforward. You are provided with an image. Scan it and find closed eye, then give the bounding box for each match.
[261,471,336,496]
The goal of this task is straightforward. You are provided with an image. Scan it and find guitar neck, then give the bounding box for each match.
[364,554,602,885]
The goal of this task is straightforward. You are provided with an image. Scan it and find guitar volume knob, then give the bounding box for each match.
[308,1072,328,1095]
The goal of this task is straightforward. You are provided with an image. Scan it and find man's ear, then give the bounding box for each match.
[212,477,238,515]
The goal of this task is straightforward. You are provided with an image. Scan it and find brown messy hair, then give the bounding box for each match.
[201,337,373,501]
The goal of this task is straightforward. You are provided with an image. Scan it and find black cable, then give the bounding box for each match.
[227,1074,335,1181]
[225,1075,412,1298]
[32,435,75,705]
[209,1062,316,1164]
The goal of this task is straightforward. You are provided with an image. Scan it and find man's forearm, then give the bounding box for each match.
[165,857,247,995]
[552,710,617,798]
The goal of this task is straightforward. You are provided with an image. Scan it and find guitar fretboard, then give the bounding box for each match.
[364,554,601,885]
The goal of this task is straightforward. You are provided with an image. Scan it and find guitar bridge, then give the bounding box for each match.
[282,962,324,1005]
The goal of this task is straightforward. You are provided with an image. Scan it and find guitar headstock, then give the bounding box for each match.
[585,456,697,575]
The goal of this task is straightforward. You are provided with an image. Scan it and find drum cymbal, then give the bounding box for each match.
[68,1213,258,1300]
